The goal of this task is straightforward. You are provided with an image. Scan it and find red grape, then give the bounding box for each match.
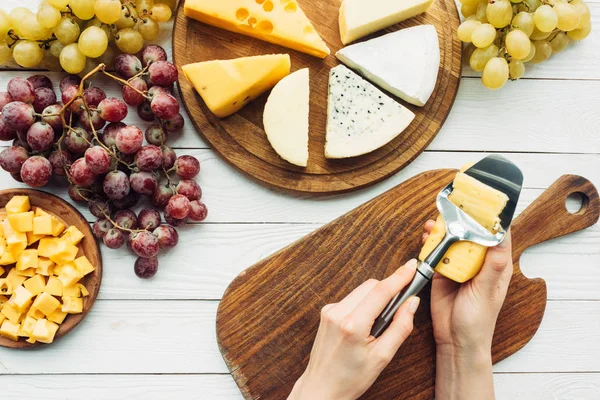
[0,92,12,111]
[147,85,171,100]
[0,146,28,173]
[114,209,138,230]
[61,86,84,114]
[122,77,148,107]
[98,98,128,122]
[137,100,154,121]
[166,194,190,220]
[150,184,173,208]
[42,104,64,132]
[2,101,36,131]
[32,87,56,113]
[0,117,16,141]
[188,200,208,222]
[138,208,161,230]
[49,149,72,176]
[70,158,96,187]
[60,75,81,92]
[145,124,167,145]
[148,61,178,86]
[79,109,106,132]
[103,170,131,200]
[114,54,143,79]
[64,127,92,154]
[93,218,112,238]
[16,129,27,142]
[68,186,87,202]
[129,171,158,195]
[176,180,202,201]
[161,146,176,169]
[134,145,162,171]
[8,77,35,104]
[85,146,111,174]
[101,122,125,147]
[11,172,23,182]
[130,231,159,258]
[104,228,125,249]
[164,113,184,133]
[27,75,53,90]
[134,256,158,278]
[112,191,139,210]
[151,94,179,119]
[164,211,187,227]
[88,197,113,218]
[27,121,55,151]
[153,225,178,248]
[142,45,167,67]
[20,156,52,187]
[174,155,200,179]
[83,87,106,107]
[115,125,143,154]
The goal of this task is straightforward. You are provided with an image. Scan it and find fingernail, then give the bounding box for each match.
[409,296,420,314]
[406,259,418,270]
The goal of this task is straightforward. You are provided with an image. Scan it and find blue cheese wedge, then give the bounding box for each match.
[325,65,415,159]
[336,25,440,107]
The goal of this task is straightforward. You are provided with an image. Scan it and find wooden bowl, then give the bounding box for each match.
[0,189,102,348]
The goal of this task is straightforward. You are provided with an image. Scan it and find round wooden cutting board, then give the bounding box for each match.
[173,0,462,194]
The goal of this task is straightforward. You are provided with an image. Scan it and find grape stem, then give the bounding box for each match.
[102,70,151,100]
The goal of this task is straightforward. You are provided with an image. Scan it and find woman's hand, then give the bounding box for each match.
[424,220,513,400]
[289,260,421,400]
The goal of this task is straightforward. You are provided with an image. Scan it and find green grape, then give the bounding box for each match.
[486,0,513,28]
[37,6,62,29]
[115,28,144,54]
[71,0,97,21]
[54,16,81,45]
[567,21,591,40]
[470,44,499,72]
[79,26,109,58]
[10,7,33,37]
[522,0,541,12]
[40,49,63,72]
[512,12,535,37]
[79,57,99,78]
[0,10,11,39]
[482,57,509,89]
[530,40,552,63]
[13,40,44,68]
[60,43,87,74]
[95,43,118,67]
[155,0,177,11]
[534,5,558,32]
[522,41,536,61]
[137,17,160,41]
[116,5,138,29]
[530,25,552,40]
[95,0,122,24]
[571,0,590,29]
[505,29,531,59]
[471,23,496,48]
[136,0,155,15]
[85,18,114,42]
[457,20,481,43]
[150,4,172,22]
[50,40,65,58]
[0,42,12,65]
[476,2,488,23]
[461,3,479,18]
[21,14,52,41]
[508,60,525,80]
[553,2,580,32]
[48,0,70,8]
[550,31,569,52]
[459,0,481,6]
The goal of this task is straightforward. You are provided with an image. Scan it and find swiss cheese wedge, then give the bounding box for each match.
[182,54,291,118]
[184,0,330,58]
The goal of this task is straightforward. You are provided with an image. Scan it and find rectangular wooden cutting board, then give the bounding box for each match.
[217,170,599,399]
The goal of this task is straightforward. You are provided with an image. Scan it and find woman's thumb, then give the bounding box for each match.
[475,231,513,298]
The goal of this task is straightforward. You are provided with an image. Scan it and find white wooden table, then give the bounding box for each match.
[0,1,599,398]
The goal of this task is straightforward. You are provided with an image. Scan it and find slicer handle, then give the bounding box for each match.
[370,261,435,338]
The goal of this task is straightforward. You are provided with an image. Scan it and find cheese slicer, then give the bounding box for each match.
[370,154,523,338]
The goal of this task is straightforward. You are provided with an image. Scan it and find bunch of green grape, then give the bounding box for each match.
[0,0,176,74]
[457,0,592,89]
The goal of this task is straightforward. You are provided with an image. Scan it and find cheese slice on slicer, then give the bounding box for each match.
[263,68,310,167]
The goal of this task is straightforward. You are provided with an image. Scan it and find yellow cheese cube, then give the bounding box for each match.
[15,268,35,277]
[36,257,55,276]
[47,309,68,324]
[24,274,46,296]
[0,319,20,341]
[31,318,59,343]
[0,278,13,295]
[7,285,34,312]
[26,337,36,344]
[57,265,83,288]
[0,294,8,306]
[78,284,89,297]
[73,256,95,276]
[1,303,22,323]
[6,269,25,289]
[0,251,16,266]
[52,263,66,276]
[49,241,79,265]
[0,313,4,325]
[5,196,30,214]
[51,217,65,237]
[31,292,61,317]
[26,231,44,246]
[44,276,62,297]
[34,207,50,217]
[16,249,38,271]
[19,315,37,337]
[2,218,15,238]
[26,307,45,319]
[62,285,80,297]
[33,215,53,235]
[38,237,60,258]
[61,296,83,314]
[0,265,4,277]
[8,211,34,232]
[61,226,85,246]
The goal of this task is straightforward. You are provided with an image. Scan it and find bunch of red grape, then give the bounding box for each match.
[0,45,207,279]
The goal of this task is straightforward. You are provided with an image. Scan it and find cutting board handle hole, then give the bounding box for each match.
[565,192,589,215]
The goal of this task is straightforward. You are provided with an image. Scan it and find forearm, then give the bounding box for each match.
[435,346,495,400]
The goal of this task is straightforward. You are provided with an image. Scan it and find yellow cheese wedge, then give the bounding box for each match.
[419,169,509,283]
[182,54,290,118]
[184,0,329,58]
